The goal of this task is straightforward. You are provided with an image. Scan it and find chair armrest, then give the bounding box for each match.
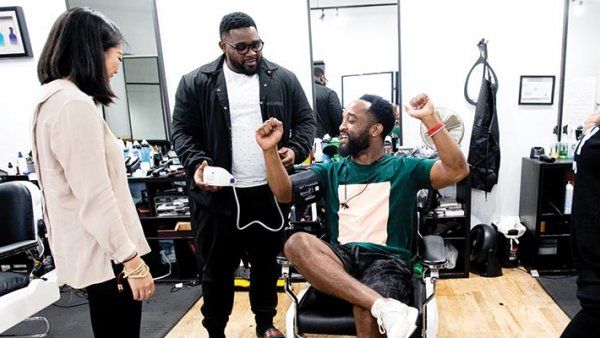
[286,221,324,236]
[0,240,38,261]
[420,235,447,267]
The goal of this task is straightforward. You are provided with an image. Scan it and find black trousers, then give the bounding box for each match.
[196,185,284,337]
[85,263,142,338]
[561,307,600,338]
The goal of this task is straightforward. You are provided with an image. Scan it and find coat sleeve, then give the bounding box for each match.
[327,89,343,136]
[286,73,316,163]
[171,75,213,180]
[50,99,137,263]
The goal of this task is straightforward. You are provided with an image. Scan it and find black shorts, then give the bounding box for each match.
[326,242,413,304]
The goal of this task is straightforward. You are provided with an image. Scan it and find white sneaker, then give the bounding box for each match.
[370,298,418,338]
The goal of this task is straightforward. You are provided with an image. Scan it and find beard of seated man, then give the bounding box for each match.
[338,126,370,157]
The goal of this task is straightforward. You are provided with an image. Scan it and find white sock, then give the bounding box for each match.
[370,297,387,318]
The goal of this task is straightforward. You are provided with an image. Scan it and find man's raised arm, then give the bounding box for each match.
[256,118,293,203]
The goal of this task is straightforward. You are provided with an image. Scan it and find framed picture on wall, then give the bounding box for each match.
[518,75,555,105]
[0,6,33,58]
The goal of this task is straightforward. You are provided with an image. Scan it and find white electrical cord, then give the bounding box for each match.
[153,250,172,281]
[232,186,285,232]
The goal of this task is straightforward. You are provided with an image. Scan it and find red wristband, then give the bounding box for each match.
[427,122,444,136]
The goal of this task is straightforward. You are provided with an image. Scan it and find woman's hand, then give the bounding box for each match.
[123,256,155,301]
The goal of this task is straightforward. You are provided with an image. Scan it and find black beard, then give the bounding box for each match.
[338,130,370,157]
[228,57,260,76]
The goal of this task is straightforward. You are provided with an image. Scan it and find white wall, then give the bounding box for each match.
[0,0,66,171]
[400,0,565,225]
[310,4,398,104]
[155,0,314,114]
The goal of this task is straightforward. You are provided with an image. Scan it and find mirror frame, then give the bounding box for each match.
[556,0,570,142]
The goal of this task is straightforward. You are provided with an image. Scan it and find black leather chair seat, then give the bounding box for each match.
[0,240,38,261]
[0,272,29,297]
[296,275,425,335]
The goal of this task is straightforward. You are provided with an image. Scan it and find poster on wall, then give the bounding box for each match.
[0,7,33,58]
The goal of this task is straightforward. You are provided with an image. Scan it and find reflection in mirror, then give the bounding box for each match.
[66,0,170,142]
[123,56,167,140]
[560,0,600,140]
[309,0,399,141]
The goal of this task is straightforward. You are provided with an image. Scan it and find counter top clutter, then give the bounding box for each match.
[122,140,185,178]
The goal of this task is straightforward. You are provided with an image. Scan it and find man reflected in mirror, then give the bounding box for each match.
[314,66,343,138]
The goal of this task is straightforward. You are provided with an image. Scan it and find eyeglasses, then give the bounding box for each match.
[222,39,264,55]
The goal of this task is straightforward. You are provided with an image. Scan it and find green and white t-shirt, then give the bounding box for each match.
[311,154,436,261]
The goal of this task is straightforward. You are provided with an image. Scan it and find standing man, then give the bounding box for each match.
[314,66,343,138]
[171,12,315,338]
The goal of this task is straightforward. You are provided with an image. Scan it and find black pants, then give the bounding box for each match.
[85,263,142,338]
[196,185,284,337]
[561,307,600,338]
[564,214,600,337]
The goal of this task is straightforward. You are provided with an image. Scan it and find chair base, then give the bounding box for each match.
[3,316,51,338]
[283,277,439,338]
[0,271,59,335]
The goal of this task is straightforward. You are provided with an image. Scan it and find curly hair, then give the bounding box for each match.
[360,94,395,140]
[219,12,257,38]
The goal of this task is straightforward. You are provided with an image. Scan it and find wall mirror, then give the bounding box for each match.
[308,0,401,141]
[558,0,600,141]
[66,0,171,143]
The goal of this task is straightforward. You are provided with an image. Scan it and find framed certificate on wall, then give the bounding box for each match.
[519,75,556,105]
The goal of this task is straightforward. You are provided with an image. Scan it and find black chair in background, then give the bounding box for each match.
[0,181,59,337]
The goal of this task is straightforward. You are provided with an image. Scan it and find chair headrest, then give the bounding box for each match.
[0,181,42,246]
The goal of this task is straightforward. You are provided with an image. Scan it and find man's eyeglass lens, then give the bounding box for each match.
[227,40,264,54]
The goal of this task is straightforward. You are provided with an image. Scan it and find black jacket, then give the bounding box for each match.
[171,55,315,215]
[314,82,343,138]
[467,65,500,192]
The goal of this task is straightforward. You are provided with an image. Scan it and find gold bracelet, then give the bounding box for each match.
[123,260,145,278]
[127,264,150,279]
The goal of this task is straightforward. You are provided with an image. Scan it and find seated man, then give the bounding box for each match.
[255,94,469,337]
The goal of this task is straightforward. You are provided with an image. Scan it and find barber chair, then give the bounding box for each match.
[278,213,446,338]
[0,181,60,337]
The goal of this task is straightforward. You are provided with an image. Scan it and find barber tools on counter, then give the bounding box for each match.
[122,140,184,178]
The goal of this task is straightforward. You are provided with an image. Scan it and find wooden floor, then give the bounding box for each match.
[166,269,570,337]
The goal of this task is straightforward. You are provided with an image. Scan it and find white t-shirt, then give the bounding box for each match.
[223,63,267,187]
